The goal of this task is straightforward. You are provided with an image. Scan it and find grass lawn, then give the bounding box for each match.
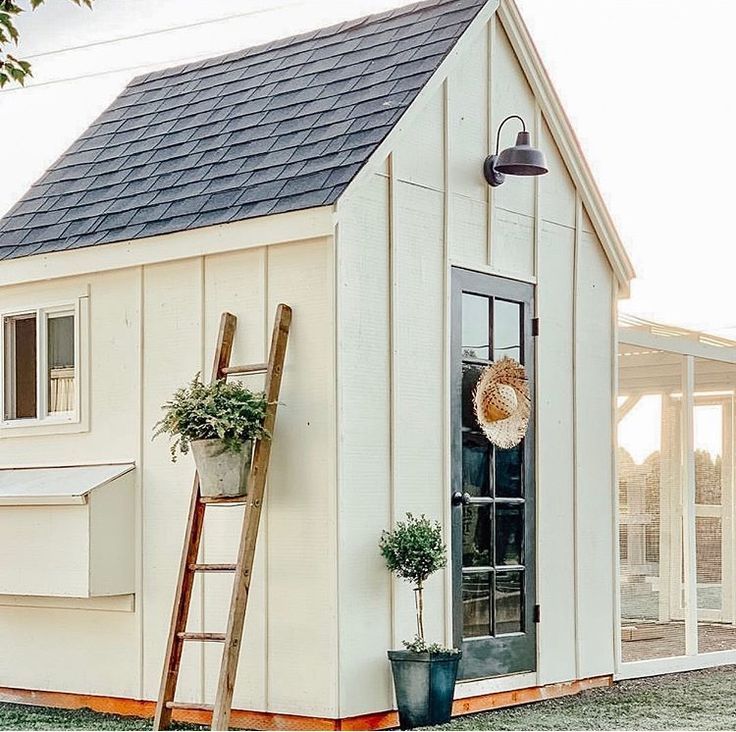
[432,667,736,730]
[0,667,734,730]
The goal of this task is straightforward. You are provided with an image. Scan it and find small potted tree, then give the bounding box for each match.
[154,375,269,498]
[380,513,461,729]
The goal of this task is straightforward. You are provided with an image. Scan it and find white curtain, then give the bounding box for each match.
[49,367,75,413]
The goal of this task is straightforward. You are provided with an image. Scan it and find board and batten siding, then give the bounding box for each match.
[0,236,339,716]
[335,11,617,718]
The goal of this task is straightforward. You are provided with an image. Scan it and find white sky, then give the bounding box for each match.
[618,395,723,465]
[3,0,735,337]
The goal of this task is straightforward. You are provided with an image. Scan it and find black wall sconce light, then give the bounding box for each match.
[483,115,548,187]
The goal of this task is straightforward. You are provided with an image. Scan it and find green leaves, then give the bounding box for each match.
[153,374,270,462]
[379,513,447,588]
[402,635,460,655]
[0,0,93,87]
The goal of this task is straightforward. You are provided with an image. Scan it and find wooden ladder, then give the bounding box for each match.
[154,304,292,731]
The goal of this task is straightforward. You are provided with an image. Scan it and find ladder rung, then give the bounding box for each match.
[222,362,268,376]
[165,701,214,711]
[177,632,226,642]
[200,495,248,505]
[189,563,237,573]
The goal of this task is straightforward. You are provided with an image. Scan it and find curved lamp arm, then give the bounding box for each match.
[495,115,527,156]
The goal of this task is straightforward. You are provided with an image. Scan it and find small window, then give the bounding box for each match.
[2,306,78,424]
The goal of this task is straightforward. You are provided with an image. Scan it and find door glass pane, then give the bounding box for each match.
[495,504,524,566]
[3,314,37,420]
[462,294,489,360]
[495,571,523,634]
[463,504,492,567]
[463,434,491,498]
[47,314,75,414]
[462,363,484,430]
[495,443,523,498]
[463,572,492,638]
[494,300,521,363]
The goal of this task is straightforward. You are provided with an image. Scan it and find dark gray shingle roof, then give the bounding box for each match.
[0,0,487,261]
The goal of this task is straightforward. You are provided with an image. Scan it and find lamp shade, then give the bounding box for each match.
[495,131,548,177]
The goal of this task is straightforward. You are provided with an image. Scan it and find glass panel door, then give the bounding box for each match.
[451,268,536,680]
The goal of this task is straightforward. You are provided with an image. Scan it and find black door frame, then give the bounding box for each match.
[450,266,536,681]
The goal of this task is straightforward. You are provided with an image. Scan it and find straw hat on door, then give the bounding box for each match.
[473,357,530,449]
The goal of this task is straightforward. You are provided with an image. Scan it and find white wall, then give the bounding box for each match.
[336,8,618,718]
[0,235,339,717]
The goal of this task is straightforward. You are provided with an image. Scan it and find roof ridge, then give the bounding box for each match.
[127,0,455,90]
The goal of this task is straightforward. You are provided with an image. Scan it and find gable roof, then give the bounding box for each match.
[0,0,487,261]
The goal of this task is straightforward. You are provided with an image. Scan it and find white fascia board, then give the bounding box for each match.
[0,207,335,287]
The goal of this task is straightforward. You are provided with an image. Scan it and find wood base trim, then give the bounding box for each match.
[0,676,612,730]
[452,675,612,717]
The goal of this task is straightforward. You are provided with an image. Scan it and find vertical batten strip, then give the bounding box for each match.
[682,355,698,655]
[441,78,453,647]
[333,219,343,716]
[610,275,623,673]
[486,14,496,268]
[388,153,398,653]
[137,265,146,701]
[263,246,270,710]
[572,193,582,679]
[198,256,206,704]
[533,105,542,291]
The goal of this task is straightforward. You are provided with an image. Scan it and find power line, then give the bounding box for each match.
[23,1,305,60]
[0,51,225,93]
[0,0,322,95]
[0,0,309,93]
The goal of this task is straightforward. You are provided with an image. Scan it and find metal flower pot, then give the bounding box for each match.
[388,650,461,729]
[190,439,252,498]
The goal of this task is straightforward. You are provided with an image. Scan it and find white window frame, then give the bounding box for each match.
[1,297,85,431]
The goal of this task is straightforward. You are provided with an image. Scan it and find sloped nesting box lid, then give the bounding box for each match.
[0,463,135,506]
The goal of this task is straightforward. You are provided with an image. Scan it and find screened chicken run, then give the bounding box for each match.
[618,316,736,670]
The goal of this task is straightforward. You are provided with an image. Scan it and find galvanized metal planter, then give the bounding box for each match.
[388,650,461,729]
[190,439,252,498]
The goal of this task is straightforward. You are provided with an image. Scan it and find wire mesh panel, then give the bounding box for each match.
[694,358,736,654]
[618,345,687,662]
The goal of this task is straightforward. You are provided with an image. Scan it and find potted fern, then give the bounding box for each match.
[380,513,461,729]
[154,375,269,498]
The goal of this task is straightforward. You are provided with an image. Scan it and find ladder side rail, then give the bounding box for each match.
[211,304,292,730]
[153,312,237,730]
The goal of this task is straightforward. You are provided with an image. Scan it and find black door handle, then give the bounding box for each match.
[452,491,471,507]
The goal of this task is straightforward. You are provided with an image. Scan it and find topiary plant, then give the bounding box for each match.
[153,374,269,461]
[380,513,448,646]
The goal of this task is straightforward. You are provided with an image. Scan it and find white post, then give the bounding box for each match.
[682,356,698,655]
[723,397,735,625]
[659,395,674,623]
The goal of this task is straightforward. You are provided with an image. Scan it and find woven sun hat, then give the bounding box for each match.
[473,357,530,450]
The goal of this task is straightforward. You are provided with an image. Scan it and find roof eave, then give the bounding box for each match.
[0,205,335,287]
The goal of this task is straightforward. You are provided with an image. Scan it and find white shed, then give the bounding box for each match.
[0,0,635,728]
